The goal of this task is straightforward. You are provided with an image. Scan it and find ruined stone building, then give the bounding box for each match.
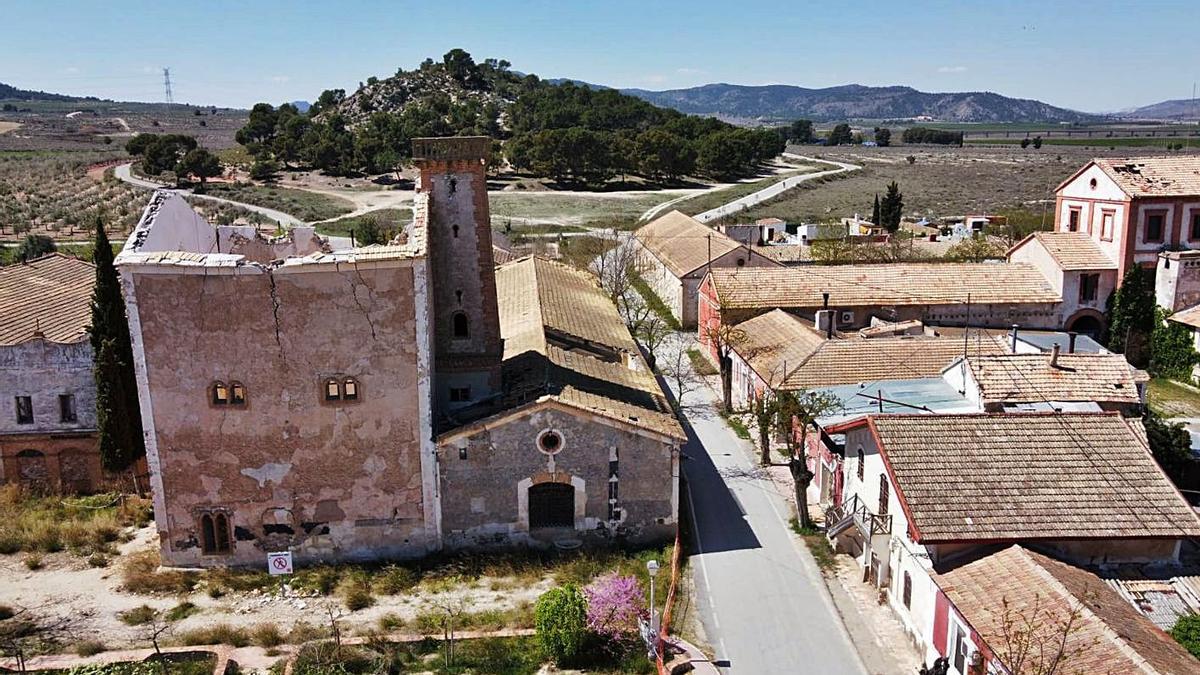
[117,137,681,567]
[0,254,104,492]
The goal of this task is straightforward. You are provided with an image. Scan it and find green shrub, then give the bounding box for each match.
[24,554,43,570]
[88,553,110,568]
[119,604,157,626]
[373,564,418,594]
[165,601,199,622]
[378,613,405,631]
[74,639,107,656]
[534,583,588,665]
[120,550,197,595]
[1171,613,1200,658]
[340,575,375,611]
[251,622,285,648]
[176,622,251,647]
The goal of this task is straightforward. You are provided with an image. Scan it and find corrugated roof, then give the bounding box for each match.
[1011,231,1117,270]
[731,309,826,384]
[966,353,1142,406]
[864,413,1200,542]
[935,545,1200,675]
[782,333,1008,389]
[1093,156,1200,198]
[0,253,94,346]
[634,210,747,277]
[708,263,1060,309]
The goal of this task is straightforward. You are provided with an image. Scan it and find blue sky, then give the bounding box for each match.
[2,1,1196,112]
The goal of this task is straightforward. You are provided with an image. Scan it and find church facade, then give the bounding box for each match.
[117,137,681,567]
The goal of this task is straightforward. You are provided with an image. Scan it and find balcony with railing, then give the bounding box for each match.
[825,494,891,540]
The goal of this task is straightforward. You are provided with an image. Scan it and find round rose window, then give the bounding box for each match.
[537,429,564,455]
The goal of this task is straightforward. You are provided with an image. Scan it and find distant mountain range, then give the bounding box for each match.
[618,83,1097,124]
[0,82,100,103]
[1120,98,1200,121]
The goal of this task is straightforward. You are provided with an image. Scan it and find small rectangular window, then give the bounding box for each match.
[58,394,77,423]
[325,379,341,401]
[343,378,358,401]
[1079,273,1099,303]
[1068,208,1081,232]
[449,387,471,402]
[229,383,246,406]
[902,572,912,609]
[1192,213,1200,240]
[1101,211,1114,241]
[15,396,33,424]
[608,480,618,501]
[1146,212,1165,242]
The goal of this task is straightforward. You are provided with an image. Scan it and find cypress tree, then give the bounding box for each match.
[90,218,145,472]
[880,181,904,232]
[871,193,881,226]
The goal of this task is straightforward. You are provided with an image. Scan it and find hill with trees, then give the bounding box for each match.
[0,82,100,102]
[620,83,1097,123]
[1121,98,1200,121]
[233,50,787,185]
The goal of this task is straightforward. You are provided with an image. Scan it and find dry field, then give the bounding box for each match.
[0,100,246,152]
[739,144,1200,224]
[0,121,22,135]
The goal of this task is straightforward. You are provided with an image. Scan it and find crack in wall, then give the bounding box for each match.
[266,269,284,355]
[342,263,378,341]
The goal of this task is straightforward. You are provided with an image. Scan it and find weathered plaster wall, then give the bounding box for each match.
[127,261,434,566]
[0,339,96,434]
[438,405,677,548]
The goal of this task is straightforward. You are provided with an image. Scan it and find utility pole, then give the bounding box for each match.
[162,68,174,106]
[963,293,971,360]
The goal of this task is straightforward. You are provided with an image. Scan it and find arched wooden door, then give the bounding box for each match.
[528,482,575,529]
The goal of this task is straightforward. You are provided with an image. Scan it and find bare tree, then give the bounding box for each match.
[989,595,1097,675]
[699,297,747,414]
[591,228,645,317]
[135,609,173,675]
[776,389,841,529]
[659,339,700,413]
[626,297,673,369]
[0,605,78,673]
[752,392,777,466]
[433,595,473,668]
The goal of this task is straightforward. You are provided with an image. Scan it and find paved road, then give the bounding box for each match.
[693,154,861,223]
[663,337,867,674]
[114,163,305,228]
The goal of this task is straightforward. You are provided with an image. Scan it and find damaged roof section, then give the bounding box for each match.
[442,256,683,440]
[118,191,423,270]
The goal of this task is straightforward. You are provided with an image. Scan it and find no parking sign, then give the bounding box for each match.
[267,551,293,575]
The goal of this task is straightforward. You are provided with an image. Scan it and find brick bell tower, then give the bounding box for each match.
[413,137,504,412]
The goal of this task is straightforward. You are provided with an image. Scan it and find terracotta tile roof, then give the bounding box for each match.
[634,210,747,277]
[965,353,1143,406]
[731,309,827,384]
[1093,156,1200,198]
[1010,231,1117,270]
[0,254,94,346]
[1168,304,1200,330]
[864,413,1200,542]
[708,263,1060,309]
[491,256,682,439]
[754,244,812,264]
[781,333,1008,389]
[934,545,1200,675]
[858,319,924,338]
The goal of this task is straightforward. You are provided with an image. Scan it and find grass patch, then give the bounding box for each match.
[489,191,683,231]
[251,622,286,648]
[790,517,837,573]
[0,487,151,557]
[118,604,157,626]
[630,273,681,330]
[203,183,354,222]
[74,639,107,657]
[315,207,412,238]
[46,654,217,674]
[294,635,619,675]
[165,601,199,622]
[686,349,718,376]
[120,549,198,595]
[1148,377,1200,418]
[174,622,251,647]
[721,413,751,440]
[967,137,1196,148]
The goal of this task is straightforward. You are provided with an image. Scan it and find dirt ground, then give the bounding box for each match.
[0,527,551,651]
[0,121,21,135]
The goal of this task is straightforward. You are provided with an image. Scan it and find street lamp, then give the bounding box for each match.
[647,559,661,634]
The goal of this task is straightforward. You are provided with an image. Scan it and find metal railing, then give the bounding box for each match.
[826,494,891,537]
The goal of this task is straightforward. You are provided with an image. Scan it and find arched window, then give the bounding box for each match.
[229,382,246,406]
[342,377,358,401]
[452,312,469,339]
[878,473,889,515]
[856,447,864,481]
[200,512,231,554]
[452,224,460,238]
[211,382,229,405]
[324,378,341,401]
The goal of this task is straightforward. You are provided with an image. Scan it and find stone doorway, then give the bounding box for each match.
[528,482,575,529]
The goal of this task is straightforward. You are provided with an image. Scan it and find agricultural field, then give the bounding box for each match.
[0,150,150,241]
[202,183,355,222]
[489,190,690,232]
[738,144,1200,225]
[0,99,246,152]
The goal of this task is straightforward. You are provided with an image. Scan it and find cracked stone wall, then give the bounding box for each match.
[439,406,677,548]
[131,261,432,566]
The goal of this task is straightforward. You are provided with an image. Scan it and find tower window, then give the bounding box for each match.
[343,377,358,401]
[324,378,341,401]
[211,382,229,406]
[448,176,457,194]
[59,394,77,423]
[199,511,232,555]
[452,312,469,339]
[229,382,247,406]
[15,396,33,424]
[452,225,460,238]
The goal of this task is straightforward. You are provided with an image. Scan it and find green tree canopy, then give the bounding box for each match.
[1107,265,1155,365]
[879,181,904,232]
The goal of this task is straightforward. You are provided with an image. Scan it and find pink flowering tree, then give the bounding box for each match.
[583,573,647,641]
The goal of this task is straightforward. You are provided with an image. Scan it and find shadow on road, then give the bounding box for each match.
[680,414,762,555]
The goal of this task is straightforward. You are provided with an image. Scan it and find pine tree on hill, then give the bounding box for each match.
[90,219,145,473]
